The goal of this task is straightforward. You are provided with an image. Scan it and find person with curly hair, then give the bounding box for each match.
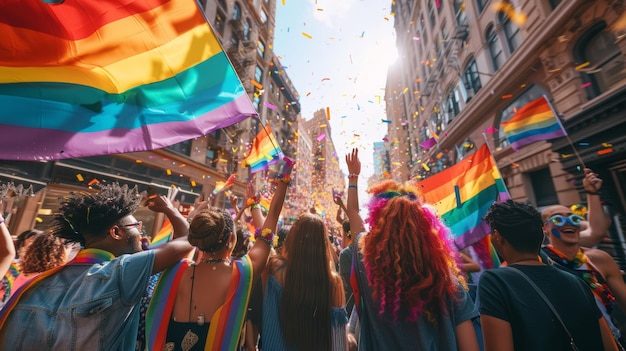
[0,183,193,350]
[261,212,347,351]
[344,148,479,351]
[478,200,617,350]
[11,230,67,293]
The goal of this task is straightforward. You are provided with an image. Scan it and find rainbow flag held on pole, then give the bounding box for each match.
[242,125,282,173]
[501,96,566,151]
[149,218,174,249]
[416,144,509,249]
[0,0,256,160]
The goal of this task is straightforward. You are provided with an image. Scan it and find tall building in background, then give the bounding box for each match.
[386,0,626,265]
[0,0,302,237]
[303,109,345,228]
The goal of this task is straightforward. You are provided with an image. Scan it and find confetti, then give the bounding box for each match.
[302,32,312,39]
[317,133,326,141]
[575,62,590,70]
[581,82,592,89]
[598,148,613,155]
[326,107,331,120]
[251,79,263,90]
[264,102,277,110]
[501,94,513,99]
[76,174,84,182]
[381,119,392,123]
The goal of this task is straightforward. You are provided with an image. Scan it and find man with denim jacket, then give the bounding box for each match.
[0,184,193,350]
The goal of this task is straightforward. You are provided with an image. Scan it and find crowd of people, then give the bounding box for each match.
[0,150,622,351]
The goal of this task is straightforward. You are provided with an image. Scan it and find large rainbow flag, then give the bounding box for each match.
[501,96,566,151]
[416,144,509,249]
[242,125,281,173]
[0,0,256,160]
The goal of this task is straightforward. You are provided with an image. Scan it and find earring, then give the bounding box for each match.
[227,243,233,249]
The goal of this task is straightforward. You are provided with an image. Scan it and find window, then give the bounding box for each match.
[243,19,251,40]
[255,66,263,83]
[462,58,482,99]
[495,84,547,149]
[454,0,466,26]
[530,168,558,207]
[260,9,267,24]
[549,0,562,9]
[476,0,488,13]
[232,3,241,20]
[167,140,192,156]
[257,40,265,58]
[445,86,461,122]
[499,11,521,53]
[486,24,504,71]
[574,21,626,99]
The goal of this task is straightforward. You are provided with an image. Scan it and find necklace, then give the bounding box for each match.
[201,257,229,270]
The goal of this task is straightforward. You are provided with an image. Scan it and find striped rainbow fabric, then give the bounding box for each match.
[146,256,253,351]
[242,125,282,173]
[149,218,174,249]
[501,96,566,151]
[0,0,256,160]
[416,144,510,249]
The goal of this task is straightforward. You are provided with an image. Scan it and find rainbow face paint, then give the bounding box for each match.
[550,228,562,238]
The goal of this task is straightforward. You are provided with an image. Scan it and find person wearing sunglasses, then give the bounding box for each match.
[541,200,626,349]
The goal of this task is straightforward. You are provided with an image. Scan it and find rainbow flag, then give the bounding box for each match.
[501,96,566,151]
[149,218,173,249]
[416,144,509,249]
[0,0,256,160]
[214,174,237,194]
[242,125,282,173]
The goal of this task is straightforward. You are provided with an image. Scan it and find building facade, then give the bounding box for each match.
[386,0,626,262]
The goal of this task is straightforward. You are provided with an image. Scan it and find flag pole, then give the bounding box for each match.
[543,95,586,170]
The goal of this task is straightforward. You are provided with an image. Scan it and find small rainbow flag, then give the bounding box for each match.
[149,218,173,249]
[214,174,237,194]
[501,96,566,151]
[416,144,509,249]
[242,125,282,173]
[0,0,256,160]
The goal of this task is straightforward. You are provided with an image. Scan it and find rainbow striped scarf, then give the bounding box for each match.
[0,248,115,330]
[146,255,253,351]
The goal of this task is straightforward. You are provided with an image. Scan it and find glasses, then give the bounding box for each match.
[547,214,584,227]
[120,221,143,233]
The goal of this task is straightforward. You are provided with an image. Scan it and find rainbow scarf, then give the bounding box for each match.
[146,255,253,351]
[0,0,256,160]
[1,261,20,302]
[149,219,174,249]
[242,125,282,173]
[0,248,114,331]
[416,144,510,249]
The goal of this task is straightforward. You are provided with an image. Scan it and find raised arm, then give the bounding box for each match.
[345,149,365,235]
[145,195,193,274]
[579,168,611,247]
[248,157,294,277]
[0,216,15,279]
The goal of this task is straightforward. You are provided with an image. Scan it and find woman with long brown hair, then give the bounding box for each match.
[262,213,346,351]
[344,148,479,351]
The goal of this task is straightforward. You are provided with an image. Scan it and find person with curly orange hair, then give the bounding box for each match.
[344,148,479,351]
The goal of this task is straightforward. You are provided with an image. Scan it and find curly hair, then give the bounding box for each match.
[280,213,340,351]
[52,184,140,245]
[20,232,66,274]
[364,180,460,323]
[484,200,544,254]
[188,208,234,252]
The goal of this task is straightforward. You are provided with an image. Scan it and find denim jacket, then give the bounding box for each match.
[0,250,155,350]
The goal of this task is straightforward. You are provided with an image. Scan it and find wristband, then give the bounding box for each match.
[278,174,291,184]
[348,173,359,179]
[585,190,601,196]
[348,185,358,189]
[254,228,276,246]
[246,196,260,208]
[0,216,4,225]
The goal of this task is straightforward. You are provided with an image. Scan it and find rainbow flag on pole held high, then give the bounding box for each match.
[242,125,282,173]
[0,0,256,160]
[416,144,509,249]
[501,96,566,151]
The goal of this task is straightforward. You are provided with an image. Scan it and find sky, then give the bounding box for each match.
[272,0,398,180]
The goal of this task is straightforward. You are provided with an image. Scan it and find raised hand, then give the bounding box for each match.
[345,148,361,176]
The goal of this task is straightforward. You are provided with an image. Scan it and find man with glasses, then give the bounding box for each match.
[0,184,194,350]
[541,169,626,348]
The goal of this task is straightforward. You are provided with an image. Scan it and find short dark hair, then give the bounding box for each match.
[53,184,140,245]
[484,200,544,254]
[342,220,351,236]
